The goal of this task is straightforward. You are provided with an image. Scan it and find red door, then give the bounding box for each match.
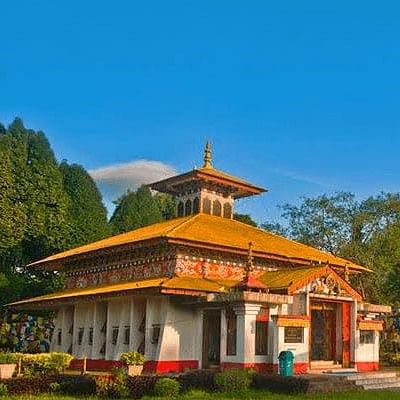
[342,302,351,368]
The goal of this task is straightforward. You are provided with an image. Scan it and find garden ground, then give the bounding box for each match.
[4,390,400,400]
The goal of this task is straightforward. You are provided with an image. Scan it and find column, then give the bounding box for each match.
[233,303,262,365]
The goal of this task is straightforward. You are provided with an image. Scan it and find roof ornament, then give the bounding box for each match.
[246,241,254,276]
[203,141,213,168]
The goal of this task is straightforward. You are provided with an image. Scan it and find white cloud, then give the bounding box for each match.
[89,159,177,207]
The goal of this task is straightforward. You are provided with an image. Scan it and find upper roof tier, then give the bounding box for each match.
[149,142,267,199]
[29,213,368,272]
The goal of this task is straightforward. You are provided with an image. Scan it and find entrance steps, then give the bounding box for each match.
[345,372,400,391]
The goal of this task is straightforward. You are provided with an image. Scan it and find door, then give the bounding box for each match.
[311,303,336,361]
[342,302,351,368]
[202,310,221,368]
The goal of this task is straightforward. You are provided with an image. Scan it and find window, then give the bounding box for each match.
[212,200,222,216]
[203,198,211,214]
[57,329,62,346]
[152,325,160,344]
[255,307,269,355]
[78,328,84,345]
[223,203,232,219]
[177,201,184,217]
[284,327,304,343]
[360,330,374,344]
[226,310,237,356]
[193,197,200,214]
[124,326,130,345]
[89,327,93,346]
[112,327,119,345]
[185,199,192,216]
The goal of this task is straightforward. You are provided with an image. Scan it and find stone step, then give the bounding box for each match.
[354,377,400,386]
[346,372,398,381]
[323,368,357,374]
[361,381,400,391]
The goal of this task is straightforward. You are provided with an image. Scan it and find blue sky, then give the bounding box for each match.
[1,0,399,224]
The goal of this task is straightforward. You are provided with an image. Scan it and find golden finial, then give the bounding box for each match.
[246,241,254,274]
[203,141,212,168]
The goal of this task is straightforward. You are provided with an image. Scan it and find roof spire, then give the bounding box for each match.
[203,141,213,168]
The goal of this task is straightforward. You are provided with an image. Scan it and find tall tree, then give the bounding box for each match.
[60,161,110,248]
[110,185,163,233]
[0,118,70,305]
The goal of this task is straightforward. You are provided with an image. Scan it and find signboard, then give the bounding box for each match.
[284,327,303,343]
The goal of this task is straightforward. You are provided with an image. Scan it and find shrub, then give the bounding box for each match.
[120,351,145,365]
[48,382,61,393]
[127,375,160,399]
[0,383,8,396]
[4,375,58,394]
[215,368,253,392]
[0,352,18,364]
[178,369,217,392]
[57,375,97,395]
[97,368,129,398]
[252,374,310,394]
[154,378,180,398]
[21,352,73,375]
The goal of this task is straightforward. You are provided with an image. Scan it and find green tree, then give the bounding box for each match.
[110,185,164,233]
[266,191,400,304]
[60,161,110,248]
[233,213,258,227]
[0,118,70,305]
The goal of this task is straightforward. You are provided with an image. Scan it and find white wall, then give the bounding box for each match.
[145,296,201,362]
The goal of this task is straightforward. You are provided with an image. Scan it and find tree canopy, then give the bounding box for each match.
[110,185,175,234]
[264,191,400,305]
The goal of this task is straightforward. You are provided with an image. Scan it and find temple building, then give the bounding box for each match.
[9,144,390,374]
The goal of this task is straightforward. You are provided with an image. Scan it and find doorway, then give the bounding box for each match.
[310,302,337,361]
[202,310,221,368]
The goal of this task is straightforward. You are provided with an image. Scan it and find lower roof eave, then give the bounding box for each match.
[205,291,293,305]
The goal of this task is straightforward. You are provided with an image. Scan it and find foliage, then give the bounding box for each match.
[110,186,176,235]
[178,369,217,392]
[120,351,145,365]
[48,382,61,393]
[0,383,8,396]
[153,377,181,398]
[233,213,258,227]
[126,375,160,399]
[3,375,58,394]
[60,161,110,248]
[214,368,254,392]
[97,368,129,398]
[252,374,310,394]
[56,375,97,396]
[18,352,73,375]
[0,352,18,364]
[262,191,400,304]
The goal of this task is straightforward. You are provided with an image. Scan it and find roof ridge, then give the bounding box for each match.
[165,213,202,236]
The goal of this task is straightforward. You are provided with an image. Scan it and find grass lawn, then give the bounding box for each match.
[4,390,400,400]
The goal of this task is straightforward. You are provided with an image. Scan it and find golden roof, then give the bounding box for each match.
[30,213,367,272]
[7,276,236,307]
[258,266,362,300]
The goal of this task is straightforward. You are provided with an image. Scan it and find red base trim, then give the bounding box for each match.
[69,359,123,372]
[144,360,199,374]
[356,361,379,372]
[221,362,308,374]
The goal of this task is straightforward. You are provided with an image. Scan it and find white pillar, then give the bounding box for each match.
[233,303,262,365]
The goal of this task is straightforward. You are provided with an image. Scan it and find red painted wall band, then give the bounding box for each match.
[144,360,199,373]
[221,362,308,374]
[356,362,379,372]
